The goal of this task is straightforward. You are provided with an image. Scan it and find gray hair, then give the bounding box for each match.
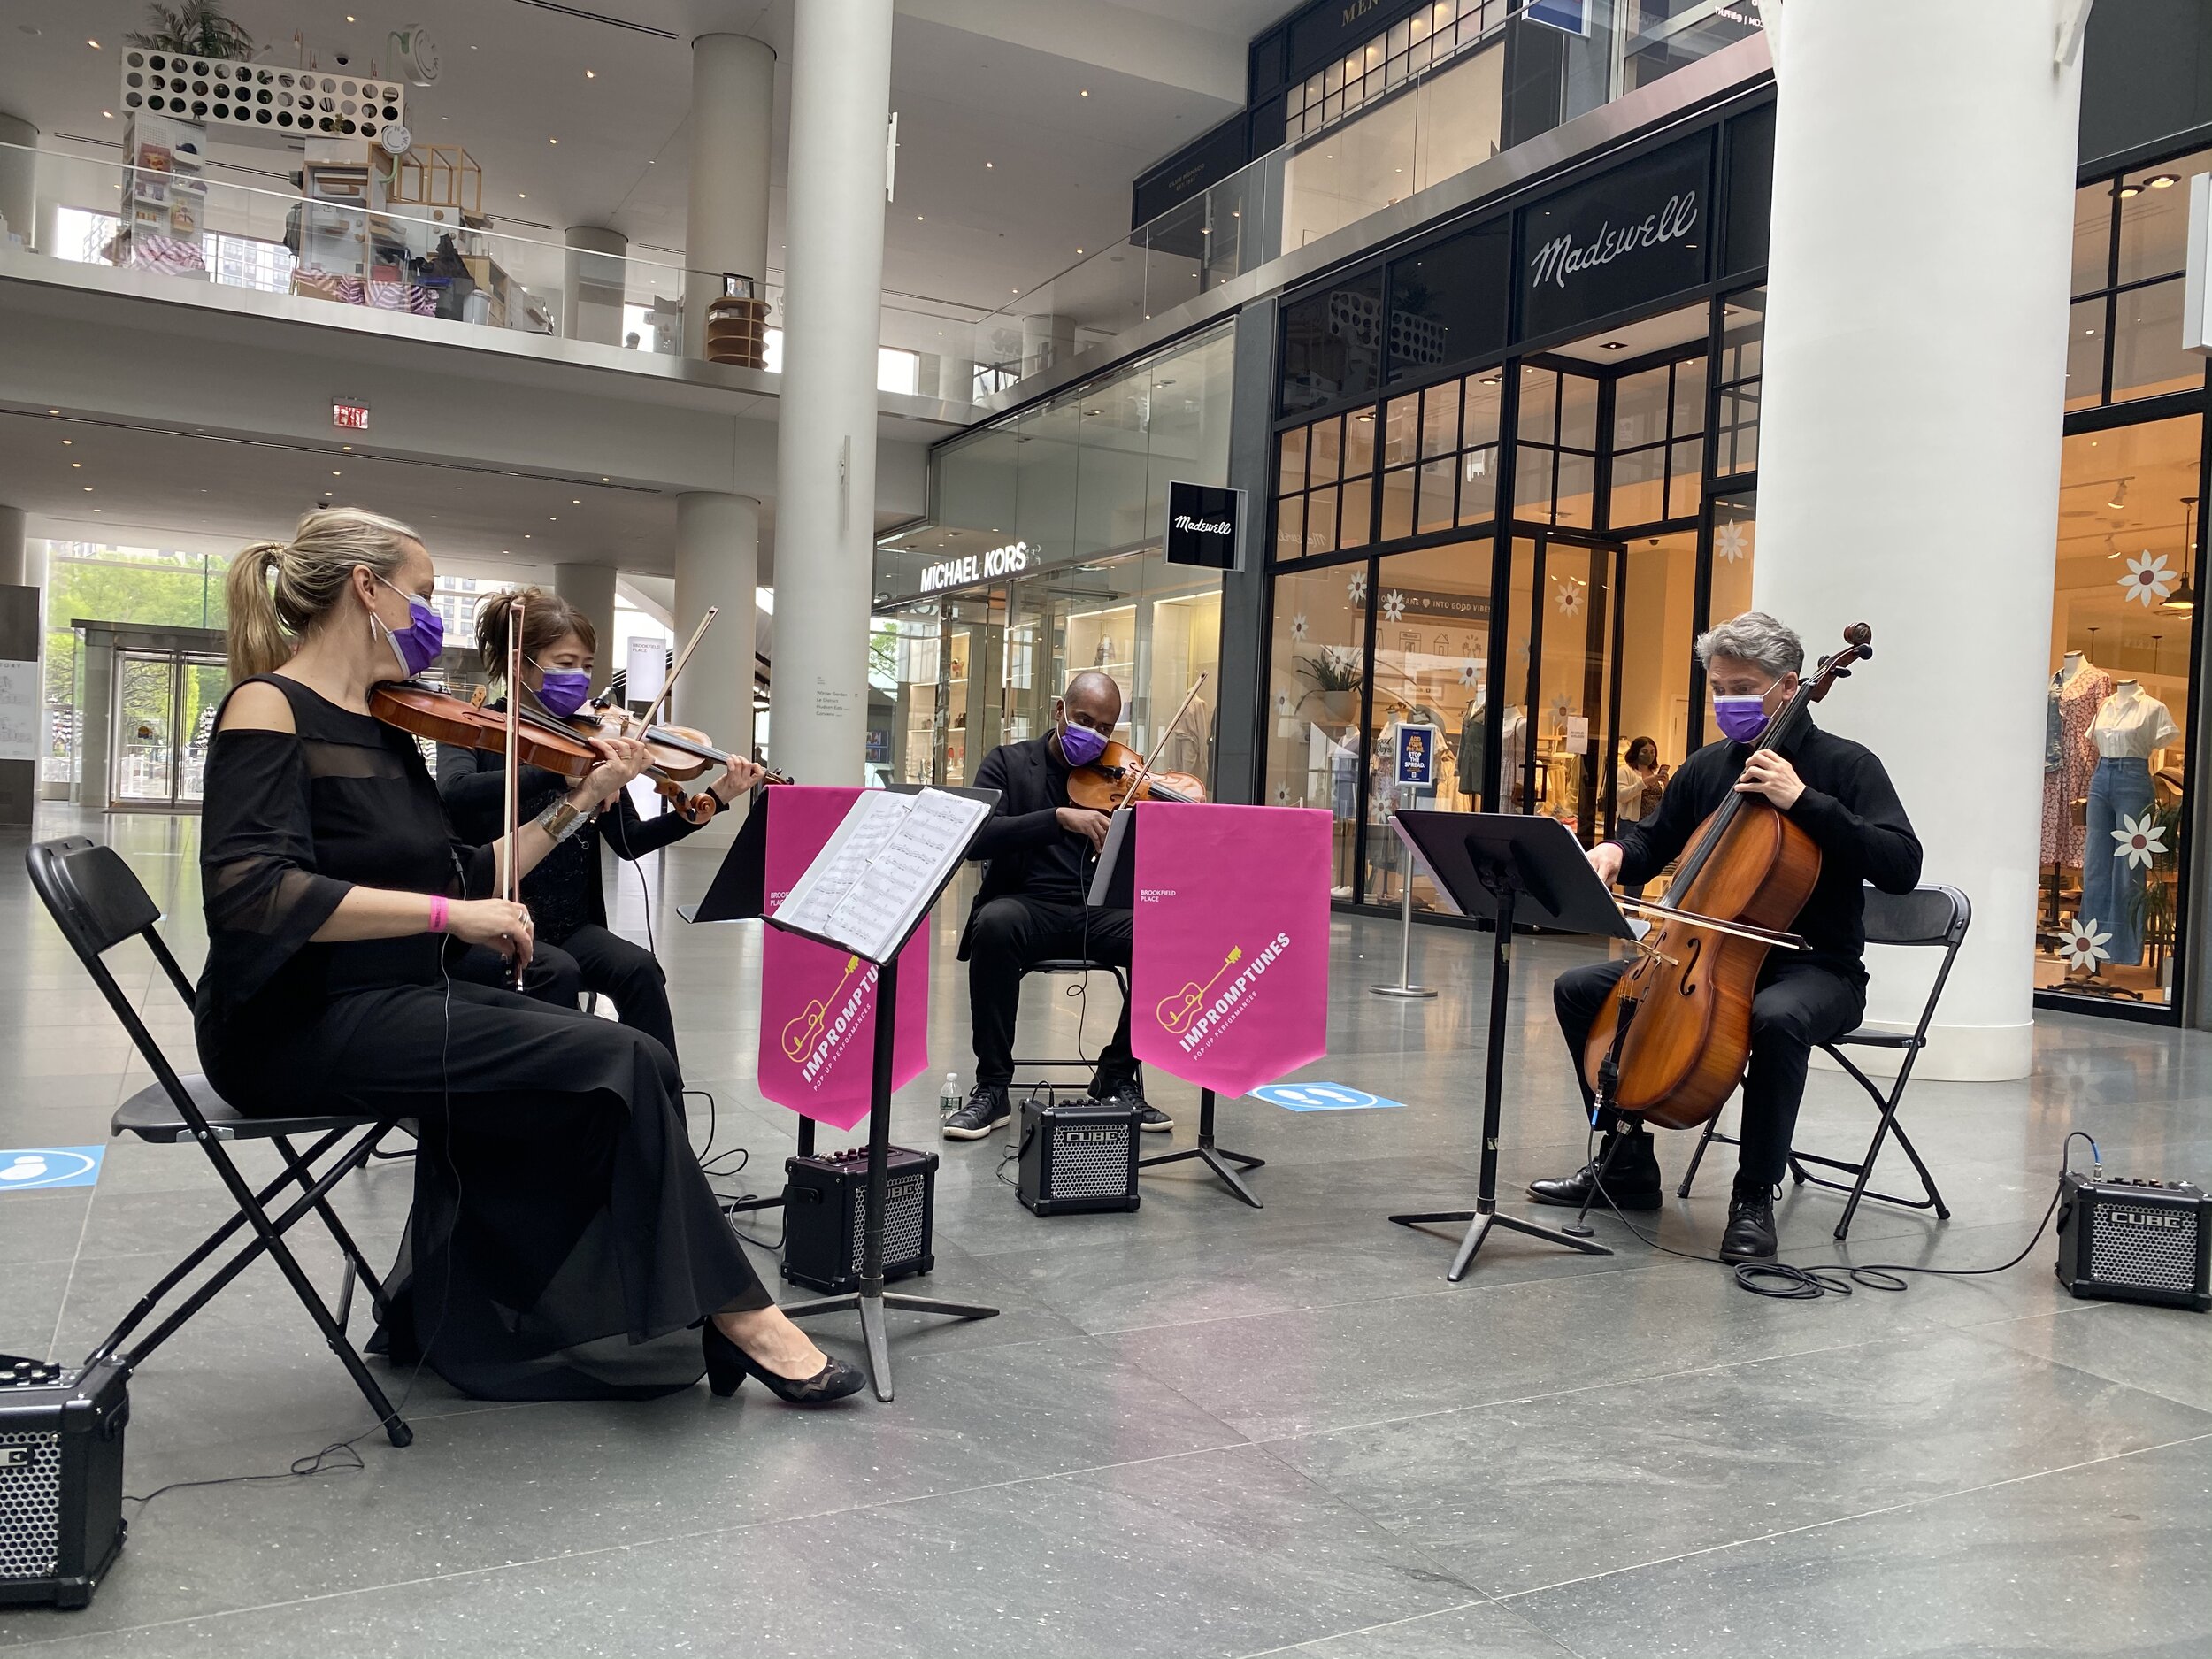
[1696,611,1803,679]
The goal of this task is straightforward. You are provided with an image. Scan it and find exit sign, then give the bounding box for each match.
[332,399,371,430]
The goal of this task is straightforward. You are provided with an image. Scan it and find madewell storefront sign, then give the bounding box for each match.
[1517,133,1713,342]
[918,540,1031,594]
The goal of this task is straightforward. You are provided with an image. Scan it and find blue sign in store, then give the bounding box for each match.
[1394,723,1440,788]
[0,1146,105,1191]
[1525,0,1590,36]
[1250,1083,1406,1112]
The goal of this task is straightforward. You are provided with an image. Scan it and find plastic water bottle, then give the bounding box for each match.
[939,1071,962,1120]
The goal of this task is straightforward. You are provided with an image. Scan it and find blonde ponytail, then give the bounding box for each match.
[223,508,422,683]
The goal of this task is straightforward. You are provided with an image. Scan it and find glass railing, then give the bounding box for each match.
[0,139,713,350]
[921,0,1763,406]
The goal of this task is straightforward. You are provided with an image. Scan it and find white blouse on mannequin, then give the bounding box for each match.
[2091,680,2180,759]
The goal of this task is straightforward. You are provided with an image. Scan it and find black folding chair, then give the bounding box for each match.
[27,837,412,1447]
[1011,957,1131,1093]
[1678,883,1969,1241]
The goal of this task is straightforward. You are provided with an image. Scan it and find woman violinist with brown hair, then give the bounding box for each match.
[437,587,754,1066]
[197,507,860,1404]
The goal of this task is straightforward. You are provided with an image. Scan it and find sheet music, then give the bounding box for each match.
[772,787,992,963]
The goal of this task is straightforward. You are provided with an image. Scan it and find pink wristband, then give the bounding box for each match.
[427,895,449,934]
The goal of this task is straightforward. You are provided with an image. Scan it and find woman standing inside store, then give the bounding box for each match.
[197,508,861,1404]
[1612,735,1668,898]
[438,588,754,1068]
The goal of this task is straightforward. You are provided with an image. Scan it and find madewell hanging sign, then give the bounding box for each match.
[1517,133,1713,343]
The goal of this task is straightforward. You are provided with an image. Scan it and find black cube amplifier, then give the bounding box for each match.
[0,1355,129,1610]
[2055,1173,2211,1311]
[780,1145,938,1294]
[1018,1092,1141,1216]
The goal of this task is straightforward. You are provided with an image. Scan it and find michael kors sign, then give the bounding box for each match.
[918,540,1031,594]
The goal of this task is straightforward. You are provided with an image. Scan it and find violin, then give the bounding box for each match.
[1067,739,1207,810]
[371,680,603,781]
[1580,623,1875,1132]
[574,697,791,826]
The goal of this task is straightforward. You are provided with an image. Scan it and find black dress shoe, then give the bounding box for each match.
[1719,1187,1778,1263]
[1527,1133,1663,1210]
[703,1321,866,1404]
[941,1083,1012,1141]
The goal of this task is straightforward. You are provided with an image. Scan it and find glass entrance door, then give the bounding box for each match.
[1502,532,1624,846]
[111,650,227,809]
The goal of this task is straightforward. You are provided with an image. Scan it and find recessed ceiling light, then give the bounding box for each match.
[61,440,71,445]
[342,444,351,451]
[71,462,81,468]
[985,161,994,168]
[1601,342,1627,350]
[87,38,100,49]
[917,215,924,221]
[2118,184,2141,198]
[333,471,342,476]
[103,110,115,119]
[1076,247,1083,254]
[601,477,610,482]
[549,137,558,144]
[83,486,92,492]
[586,69,596,79]
[2149,174,2179,188]
[47,409,57,415]
[525,534,532,538]
[1080,88,1088,96]
[518,193,526,199]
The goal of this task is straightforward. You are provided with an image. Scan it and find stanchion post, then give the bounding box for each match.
[1371,784,1436,999]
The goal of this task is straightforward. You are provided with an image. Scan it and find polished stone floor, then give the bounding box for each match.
[2,806,2208,1657]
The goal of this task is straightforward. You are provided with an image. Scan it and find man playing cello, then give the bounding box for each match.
[1531,612,1923,1262]
[940,672,1171,1141]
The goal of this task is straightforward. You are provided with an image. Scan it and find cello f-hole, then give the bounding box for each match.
[1677,935,1703,997]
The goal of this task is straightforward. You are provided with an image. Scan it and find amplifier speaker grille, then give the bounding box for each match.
[848,1172,930,1276]
[2091,1214,2199,1291]
[0,1432,63,1579]
[1051,1131,1133,1199]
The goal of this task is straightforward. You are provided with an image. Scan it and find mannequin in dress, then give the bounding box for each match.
[2044,650,2112,912]
[2080,677,2179,966]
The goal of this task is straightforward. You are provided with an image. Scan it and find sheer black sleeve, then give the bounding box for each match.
[602,784,699,861]
[200,729,355,1006]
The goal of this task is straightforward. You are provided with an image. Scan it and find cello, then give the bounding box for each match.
[1580,622,1875,1132]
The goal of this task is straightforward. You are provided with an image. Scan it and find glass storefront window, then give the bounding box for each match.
[2071,153,2212,410]
[1362,541,1494,908]
[2038,415,2200,1008]
[1715,289,1763,477]
[1709,493,1756,633]
[1266,563,1371,896]
[1612,530,1701,852]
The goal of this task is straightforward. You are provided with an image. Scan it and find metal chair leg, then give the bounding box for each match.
[1677,1114,1725,1200]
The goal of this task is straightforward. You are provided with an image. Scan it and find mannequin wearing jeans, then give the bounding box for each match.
[2079,680,2177,964]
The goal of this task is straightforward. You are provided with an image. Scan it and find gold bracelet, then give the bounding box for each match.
[535,798,588,843]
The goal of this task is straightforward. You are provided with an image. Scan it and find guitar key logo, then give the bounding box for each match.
[780,954,879,1087]
[1163,933,1294,1059]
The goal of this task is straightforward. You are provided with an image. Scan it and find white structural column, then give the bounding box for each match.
[772,0,893,783]
[0,113,37,250]
[563,226,629,347]
[553,561,618,642]
[1751,0,2082,1080]
[683,34,775,359]
[674,492,760,833]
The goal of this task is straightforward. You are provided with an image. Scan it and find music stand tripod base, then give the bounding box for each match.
[1140,1087,1266,1208]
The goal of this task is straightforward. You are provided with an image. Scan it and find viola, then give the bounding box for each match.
[1581,623,1875,1132]
[1067,740,1208,811]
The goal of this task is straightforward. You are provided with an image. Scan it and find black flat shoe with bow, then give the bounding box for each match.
[703,1321,866,1404]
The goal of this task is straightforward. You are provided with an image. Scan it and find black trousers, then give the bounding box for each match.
[967,895,1135,1088]
[453,923,679,1070]
[1553,954,1864,1187]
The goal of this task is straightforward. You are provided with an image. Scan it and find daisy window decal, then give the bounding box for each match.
[2120,550,2176,606]
[2059,916,2112,972]
[1273,687,1294,717]
[1347,572,1368,604]
[1458,659,1482,687]
[1380,589,1407,623]
[2111,811,2168,868]
[1290,611,1310,641]
[1555,580,1584,617]
[1273,782,1292,805]
[1715,521,1748,563]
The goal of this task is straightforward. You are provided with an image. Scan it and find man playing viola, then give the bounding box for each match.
[1531,612,1923,1262]
[941,672,1171,1141]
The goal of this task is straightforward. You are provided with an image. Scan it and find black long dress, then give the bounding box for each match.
[193,674,772,1402]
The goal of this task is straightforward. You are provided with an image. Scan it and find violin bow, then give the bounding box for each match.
[500,597,524,984]
[638,604,717,733]
[1118,672,1208,806]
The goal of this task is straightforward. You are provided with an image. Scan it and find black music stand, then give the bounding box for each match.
[1089,804,1266,1208]
[1385,811,1639,1280]
[766,787,1001,1402]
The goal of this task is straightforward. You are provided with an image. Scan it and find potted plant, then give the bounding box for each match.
[1294,644,1364,725]
[126,2,256,60]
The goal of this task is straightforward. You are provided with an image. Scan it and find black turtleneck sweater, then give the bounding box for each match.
[1612,719,1921,982]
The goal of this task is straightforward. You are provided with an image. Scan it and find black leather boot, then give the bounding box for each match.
[1719,1181,1778,1263]
[1527,1127,1663,1210]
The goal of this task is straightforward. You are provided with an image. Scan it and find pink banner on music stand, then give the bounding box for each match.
[757,787,931,1130]
[1130,803,1332,1097]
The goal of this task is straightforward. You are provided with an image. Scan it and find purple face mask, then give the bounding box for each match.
[374,575,445,680]
[1712,694,1771,745]
[1057,717,1110,767]
[534,667,592,719]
